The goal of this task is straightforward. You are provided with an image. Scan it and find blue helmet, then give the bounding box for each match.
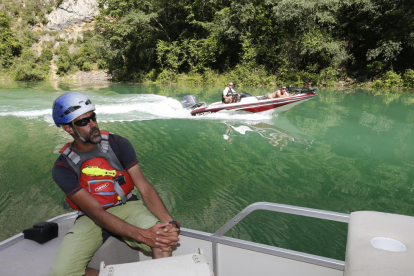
[52,92,95,127]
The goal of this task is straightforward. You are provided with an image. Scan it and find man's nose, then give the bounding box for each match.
[89,118,98,127]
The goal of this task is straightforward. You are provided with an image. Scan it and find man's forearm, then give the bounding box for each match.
[128,164,174,223]
[141,186,173,223]
[86,206,176,249]
[88,205,144,240]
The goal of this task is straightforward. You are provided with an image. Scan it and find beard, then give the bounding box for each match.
[83,126,102,144]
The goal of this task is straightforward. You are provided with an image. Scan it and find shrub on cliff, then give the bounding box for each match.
[372,70,404,88]
[403,69,414,88]
[12,49,49,81]
[0,11,22,68]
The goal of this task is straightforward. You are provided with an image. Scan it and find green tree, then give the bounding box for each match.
[339,0,414,75]
[0,11,22,68]
[92,0,414,84]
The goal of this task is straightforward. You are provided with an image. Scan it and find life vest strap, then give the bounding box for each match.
[100,132,110,153]
[77,192,134,216]
[100,140,109,153]
[60,131,110,162]
[62,145,81,164]
[113,179,127,204]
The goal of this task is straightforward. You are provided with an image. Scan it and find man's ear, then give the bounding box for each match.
[62,124,74,136]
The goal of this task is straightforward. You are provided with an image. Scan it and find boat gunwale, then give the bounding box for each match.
[1,202,347,274]
[0,212,78,251]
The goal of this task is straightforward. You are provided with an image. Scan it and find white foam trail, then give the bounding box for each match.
[95,95,193,122]
[0,94,277,124]
[0,109,50,117]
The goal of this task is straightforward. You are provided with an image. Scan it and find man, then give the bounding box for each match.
[222,82,239,103]
[267,85,290,99]
[49,92,179,276]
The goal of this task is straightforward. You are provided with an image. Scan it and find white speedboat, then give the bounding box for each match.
[1,201,412,276]
[182,87,318,116]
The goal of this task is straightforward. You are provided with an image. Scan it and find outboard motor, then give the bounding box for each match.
[308,87,318,94]
[286,85,318,94]
[181,95,205,110]
[286,85,294,92]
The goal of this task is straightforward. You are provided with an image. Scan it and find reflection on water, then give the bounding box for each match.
[359,111,395,132]
[223,118,315,151]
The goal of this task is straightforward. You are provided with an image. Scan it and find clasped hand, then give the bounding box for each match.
[141,222,180,252]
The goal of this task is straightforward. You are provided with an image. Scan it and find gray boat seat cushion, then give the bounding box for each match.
[88,236,145,270]
[344,211,414,276]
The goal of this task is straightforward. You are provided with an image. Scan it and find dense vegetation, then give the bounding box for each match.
[0,0,55,81]
[1,0,414,88]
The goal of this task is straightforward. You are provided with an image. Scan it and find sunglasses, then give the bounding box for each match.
[73,113,97,127]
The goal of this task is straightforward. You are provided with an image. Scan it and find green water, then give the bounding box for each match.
[1,81,413,261]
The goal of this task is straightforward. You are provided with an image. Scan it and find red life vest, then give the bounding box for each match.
[60,131,135,210]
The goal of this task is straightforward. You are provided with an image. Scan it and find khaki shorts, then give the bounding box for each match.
[48,200,159,276]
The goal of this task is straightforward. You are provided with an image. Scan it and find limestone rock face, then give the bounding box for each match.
[45,0,100,30]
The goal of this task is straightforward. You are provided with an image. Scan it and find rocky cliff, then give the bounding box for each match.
[45,0,99,31]
[39,0,111,82]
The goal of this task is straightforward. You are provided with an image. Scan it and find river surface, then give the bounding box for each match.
[0,81,413,261]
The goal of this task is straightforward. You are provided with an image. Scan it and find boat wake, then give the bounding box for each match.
[0,93,277,124]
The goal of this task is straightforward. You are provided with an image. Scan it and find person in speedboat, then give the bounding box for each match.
[222,82,240,103]
[267,85,290,99]
[49,92,180,276]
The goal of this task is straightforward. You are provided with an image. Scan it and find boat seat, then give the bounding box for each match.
[88,236,144,270]
[344,211,414,276]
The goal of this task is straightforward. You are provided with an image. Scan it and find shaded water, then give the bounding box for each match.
[1,81,413,261]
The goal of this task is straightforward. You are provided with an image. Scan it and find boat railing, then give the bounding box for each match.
[0,202,348,276]
[180,202,349,275]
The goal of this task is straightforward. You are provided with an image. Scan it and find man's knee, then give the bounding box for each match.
[152,247,172,259]
[49,258,86,276]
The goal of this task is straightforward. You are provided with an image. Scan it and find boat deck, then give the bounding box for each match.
[0,203,347,276]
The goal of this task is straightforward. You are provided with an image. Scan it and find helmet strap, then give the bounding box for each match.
[71,121,86,142]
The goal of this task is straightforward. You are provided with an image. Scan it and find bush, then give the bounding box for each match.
[13,62,48,81]
[321,67,347,86]
[202,69,219,85]
[278,70,303,86]
[97,59,107,69]
[130,71,146,83]
[371,79,384,88]
[145,69,158,82]
[178,72,203,85]
[56,0,64,7]
[226,65,273,87]
[367,61,384,73]
[82,62,93,71]
[156,69,178,84]
[382,71,403,88]
[26,15,37,26]
[301,71,321,85]
[0,11,22,68]
[372,70,404,88]
[38,48,53,63]
[403,69,414,88]
[75,56,87,68]
[55,44,78,75]
[56,56,72,75]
